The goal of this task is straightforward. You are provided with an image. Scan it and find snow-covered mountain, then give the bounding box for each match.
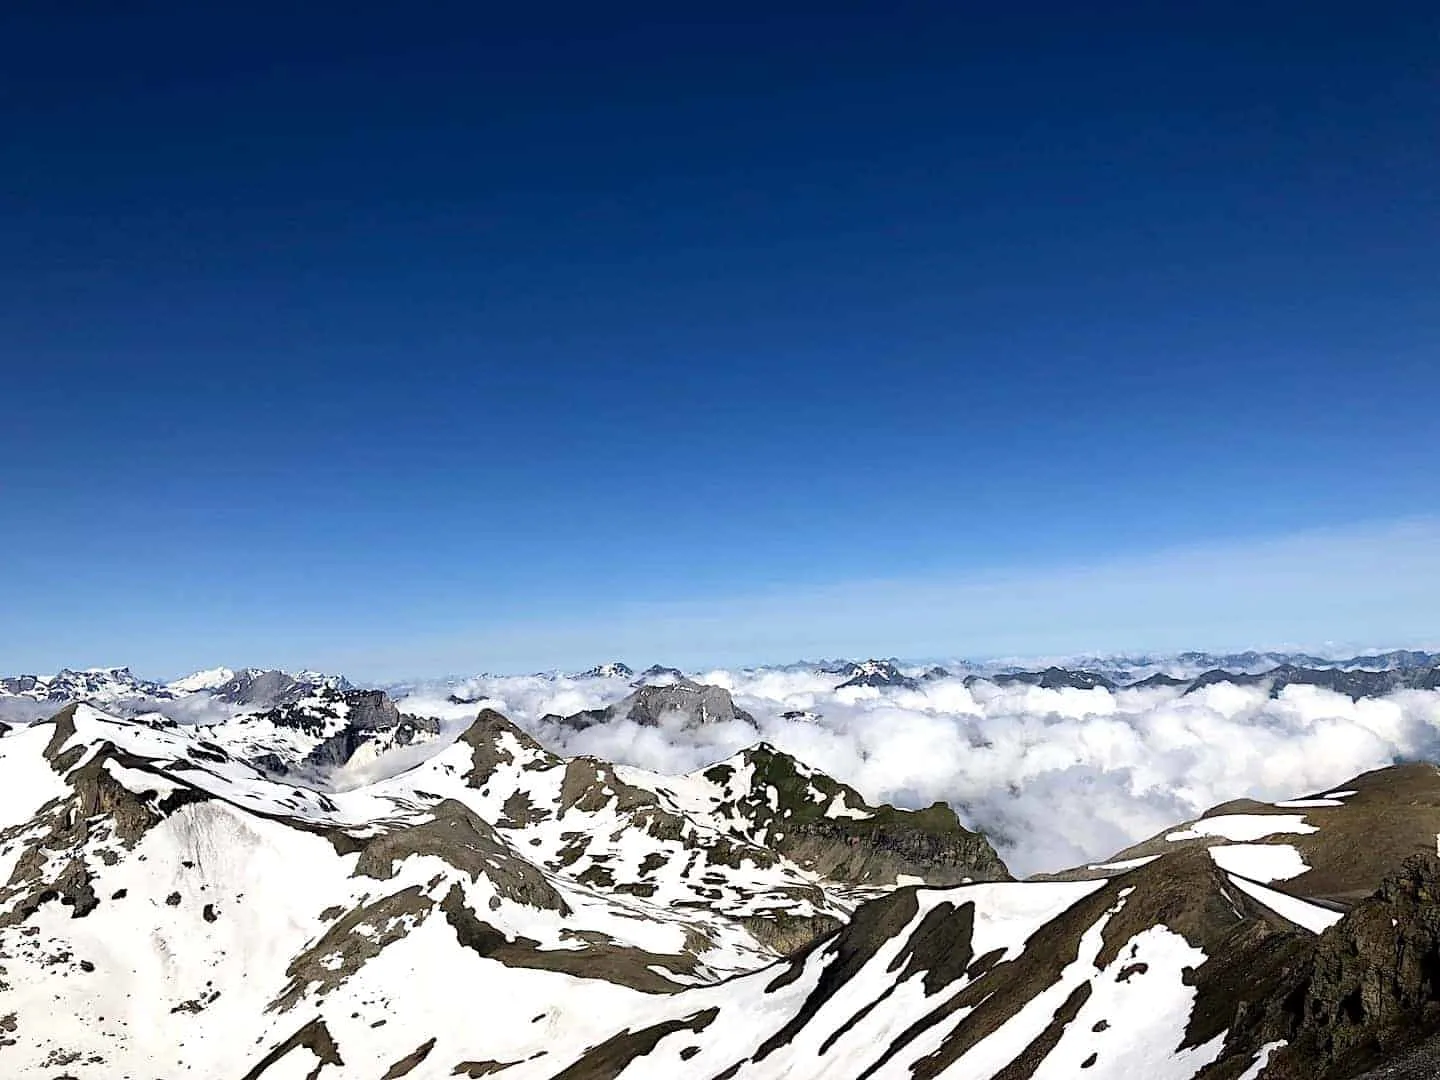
[574,661,634,679]
[0,666,353,724]
[835,658,919,690]
[164,666,238,694]
[0,665,169,704]
[206,667,352,707]
[192,686,444,778]
[4,698,1440,1077]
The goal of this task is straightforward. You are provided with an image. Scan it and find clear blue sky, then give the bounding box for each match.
[2,2,1437,679]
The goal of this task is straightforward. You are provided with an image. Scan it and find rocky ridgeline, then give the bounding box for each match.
[702,743,1010,887]
[548,677,759,730]
[1199,855,1440,1079]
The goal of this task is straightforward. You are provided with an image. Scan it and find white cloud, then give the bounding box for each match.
[397,670,1440,876]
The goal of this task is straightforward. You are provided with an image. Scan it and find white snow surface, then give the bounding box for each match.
[1207,843,1311,882]
[1228,875,1345,933]
[166,666,237,693]
[1239,1040,1289,1079]
[1166,814,1318,843]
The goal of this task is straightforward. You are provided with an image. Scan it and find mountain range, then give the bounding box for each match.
[9,650,1435,716]
[4,687,1440,1077]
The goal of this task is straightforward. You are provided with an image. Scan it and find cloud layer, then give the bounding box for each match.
[397,670,1440,876]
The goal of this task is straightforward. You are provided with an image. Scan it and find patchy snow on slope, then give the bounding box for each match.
[1228,875,1344,933]
[1239,1040,1288,1080]
[0,722,69,828]
[824,792,872,820]
[1208,843,1310,882]
[1167,814,1318,843]
[1087,855,1161,872]
[1030,923,1225,1079]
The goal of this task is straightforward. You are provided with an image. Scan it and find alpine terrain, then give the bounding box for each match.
[2,659,1440,1078]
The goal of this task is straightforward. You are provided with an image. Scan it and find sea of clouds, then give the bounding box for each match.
[393,669,1440,877]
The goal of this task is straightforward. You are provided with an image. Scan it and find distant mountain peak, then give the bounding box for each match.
[575,661,634,679]
[835,659,918,690]
[551,678,757,731]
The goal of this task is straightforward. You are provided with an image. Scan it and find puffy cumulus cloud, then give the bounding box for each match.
[397,672,1440,877]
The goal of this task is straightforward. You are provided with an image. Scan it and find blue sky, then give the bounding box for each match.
[2,2,1437,678]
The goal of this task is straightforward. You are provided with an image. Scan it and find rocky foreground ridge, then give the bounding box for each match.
[2,697,1440,1077]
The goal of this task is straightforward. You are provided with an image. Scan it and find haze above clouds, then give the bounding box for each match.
[324,516,1440,682]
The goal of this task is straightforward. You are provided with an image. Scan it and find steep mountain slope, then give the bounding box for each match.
[206,667,352,707]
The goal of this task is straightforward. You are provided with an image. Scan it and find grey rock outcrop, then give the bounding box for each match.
[251,689,440,771]
[553,679,757,731]
[211,668,351,708]
[1201,854,1440,1079]
[703,744,1011,887]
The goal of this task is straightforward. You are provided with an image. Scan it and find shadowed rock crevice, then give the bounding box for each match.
[547,1008,719,1079]
[240,1017,344,1080]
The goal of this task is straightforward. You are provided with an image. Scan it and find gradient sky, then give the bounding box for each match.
[2,2,1437,679]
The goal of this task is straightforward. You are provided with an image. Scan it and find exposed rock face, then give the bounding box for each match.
[354,799,569,913]
[242,688,442,773]
[633,665,685,685]
[1202,855,1440,1080]
[554,679,757,731]
[210,668,351,707]
[704,744,1011,886]
[780,812,1011,887]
